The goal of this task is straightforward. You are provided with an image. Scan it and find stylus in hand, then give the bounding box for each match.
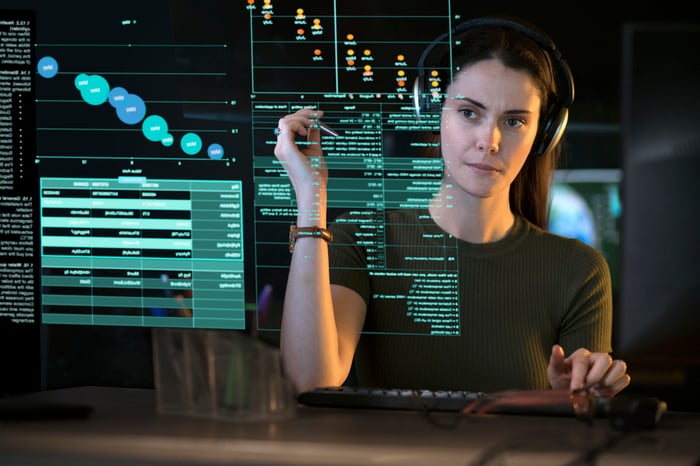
[319,122,340,137]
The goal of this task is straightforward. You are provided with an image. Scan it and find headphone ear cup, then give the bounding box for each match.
[413,74,442,118]
[412,75,427,117]
[532,106,568,156]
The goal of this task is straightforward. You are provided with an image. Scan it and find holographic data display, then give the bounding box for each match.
[249,2,464,336]
[22,0,506,336]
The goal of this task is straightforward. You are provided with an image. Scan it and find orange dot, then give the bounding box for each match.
[297,28,304,35]
[347,59,355,66]
[247,0,254,4]
[398,80,406,87]
[363,49,371,56]
[264,13,271,20]
[397,54,405,61]
[346,33,354,41]
[430,70,439,77]
[314,49,322,56]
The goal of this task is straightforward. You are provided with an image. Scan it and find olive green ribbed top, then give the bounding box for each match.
[329,209,612,392]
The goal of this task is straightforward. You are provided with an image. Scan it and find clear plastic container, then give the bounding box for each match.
[152,328,297,421]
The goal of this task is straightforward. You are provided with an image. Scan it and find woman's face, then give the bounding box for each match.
[439,58,542,201]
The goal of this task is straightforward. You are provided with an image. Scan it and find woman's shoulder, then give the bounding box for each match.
[525,218,611,270]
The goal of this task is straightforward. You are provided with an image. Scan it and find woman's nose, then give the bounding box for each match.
[476,123,500,153]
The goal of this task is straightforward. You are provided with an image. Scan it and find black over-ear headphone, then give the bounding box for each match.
[412,17,575,156]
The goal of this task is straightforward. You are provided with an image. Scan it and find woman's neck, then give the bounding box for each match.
[428,184,515,244]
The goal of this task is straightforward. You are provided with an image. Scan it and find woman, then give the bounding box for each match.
[273,17,630,398]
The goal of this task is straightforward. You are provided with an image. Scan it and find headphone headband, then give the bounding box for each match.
[413,17,575,156]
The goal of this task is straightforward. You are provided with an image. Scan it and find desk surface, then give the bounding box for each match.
[0,386,699,466]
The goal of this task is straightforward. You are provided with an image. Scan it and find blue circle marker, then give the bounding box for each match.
[37,56,59,78]
[109,87,147,125]
[181,133,202,155]
[74,73,110,106]
[207,143,224,160]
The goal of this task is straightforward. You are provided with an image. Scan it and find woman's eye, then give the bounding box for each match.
[505,117,525,128]
[459,108,477,119]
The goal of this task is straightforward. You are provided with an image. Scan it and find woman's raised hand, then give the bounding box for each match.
[273,108,329,212]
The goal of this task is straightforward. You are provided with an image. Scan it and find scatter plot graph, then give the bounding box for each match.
[248,2,452,96]
[34,26,233,161]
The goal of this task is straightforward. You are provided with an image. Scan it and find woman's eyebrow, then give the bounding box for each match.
[450,96,533,116]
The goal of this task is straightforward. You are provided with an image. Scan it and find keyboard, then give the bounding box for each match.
[298,386,486,413]
[298,386,607,417]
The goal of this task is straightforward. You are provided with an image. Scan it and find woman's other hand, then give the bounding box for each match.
[547,344,631,397]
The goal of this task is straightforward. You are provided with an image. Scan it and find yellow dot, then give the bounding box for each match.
[347,49,355,56]
[364,65,372,72]
[296,8,304,15]
[397,70,405,77]
[431,81,440,87]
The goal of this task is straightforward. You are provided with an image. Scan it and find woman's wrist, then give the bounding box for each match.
[295,200,327,227]
[288,225,333,253]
